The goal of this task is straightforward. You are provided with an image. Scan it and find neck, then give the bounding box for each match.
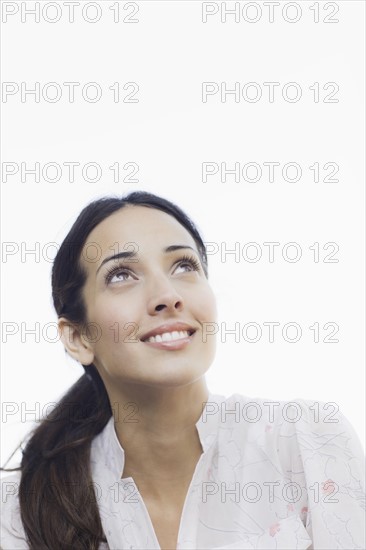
[107,379,210,498]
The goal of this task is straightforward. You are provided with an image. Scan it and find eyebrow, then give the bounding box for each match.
[96,245,197,275]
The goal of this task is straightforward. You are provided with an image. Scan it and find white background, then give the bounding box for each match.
[1,0,365,470]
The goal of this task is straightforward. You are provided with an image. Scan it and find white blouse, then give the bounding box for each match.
[1,392,365,549]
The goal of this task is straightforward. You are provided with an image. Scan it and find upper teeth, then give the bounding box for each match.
[145,330,191,343]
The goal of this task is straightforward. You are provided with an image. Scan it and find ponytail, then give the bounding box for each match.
[2,365,112,549]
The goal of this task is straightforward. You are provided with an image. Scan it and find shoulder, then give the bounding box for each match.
[1,472,29,549]
[284,397,365,473]
[213,392,315,439]
[217,393,365,484]
[221,392,364,449]
[287,397,365,497]
[293,398,365,548]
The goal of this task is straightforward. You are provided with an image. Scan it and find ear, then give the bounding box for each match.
[58,317,95,366]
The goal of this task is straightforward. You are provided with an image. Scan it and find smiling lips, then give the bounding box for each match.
[144,330,191,344]
[140,322,196,341]
[142,330,196,350]
[140,322,197,350]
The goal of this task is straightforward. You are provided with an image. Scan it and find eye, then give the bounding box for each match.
[174,254,201,273]
[104,264,134,284]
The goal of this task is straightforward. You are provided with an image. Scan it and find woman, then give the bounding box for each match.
[1,191,365,550]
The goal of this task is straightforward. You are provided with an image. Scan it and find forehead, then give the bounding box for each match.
[82,205,197,259]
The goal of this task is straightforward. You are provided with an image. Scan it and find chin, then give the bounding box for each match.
[143,363,210,388]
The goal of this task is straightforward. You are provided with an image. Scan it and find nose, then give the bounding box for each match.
[146,276,184,315]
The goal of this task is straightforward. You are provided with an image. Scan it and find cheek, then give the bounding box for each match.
[192,284,217,322]
[91,297,140,347]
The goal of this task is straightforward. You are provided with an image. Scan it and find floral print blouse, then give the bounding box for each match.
[1,392,365,549]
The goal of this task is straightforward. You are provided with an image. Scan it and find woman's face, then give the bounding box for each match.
[78,205,217,389]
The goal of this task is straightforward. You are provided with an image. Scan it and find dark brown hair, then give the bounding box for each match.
[1,191,208,549]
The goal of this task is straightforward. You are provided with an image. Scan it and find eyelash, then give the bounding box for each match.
[104,254,201,285]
